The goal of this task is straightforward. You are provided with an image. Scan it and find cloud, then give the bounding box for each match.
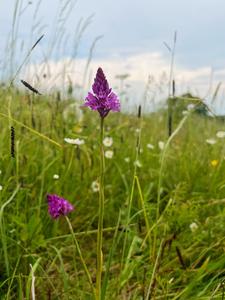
[23,51,225,113]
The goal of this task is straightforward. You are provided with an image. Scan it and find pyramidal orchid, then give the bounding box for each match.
[46,194,95,296]
[47,194,74,219]
[85,67,120,299]
[85,67,120,118]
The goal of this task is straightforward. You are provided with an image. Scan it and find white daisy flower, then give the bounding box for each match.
[91,181,100,193]
[53,174,59,180]
[158,141,165,150]
[103,137,113,147]
[64,138,85,145]
[147,143,154,150]
[134,160,142,168]
[206,138,217,145]
[0,185,3,191]
[168,278,174,284]
[187,104,195,111]
[105,150,114,159]
[216,131,225,138]
[124,157,130,163]
[190,222,198,232]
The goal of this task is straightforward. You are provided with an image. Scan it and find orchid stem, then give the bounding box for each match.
[96,117,105,300]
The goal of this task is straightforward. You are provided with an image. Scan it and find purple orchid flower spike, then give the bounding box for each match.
[47,194,74,219]
[85,67,120,118]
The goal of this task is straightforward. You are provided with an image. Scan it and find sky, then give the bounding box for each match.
[0,0,225,112]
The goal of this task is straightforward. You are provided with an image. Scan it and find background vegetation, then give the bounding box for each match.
[1,0,225,299]
[0,89,225,299]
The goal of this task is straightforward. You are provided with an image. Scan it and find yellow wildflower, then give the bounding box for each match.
[211,159,219,167]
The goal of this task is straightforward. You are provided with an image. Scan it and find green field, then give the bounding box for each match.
[0,89,225,299]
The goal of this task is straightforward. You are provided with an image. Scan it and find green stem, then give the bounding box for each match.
[65,216,96,298]
[121,119,141,267]
[153,114,189,258]
[96,117,105,300]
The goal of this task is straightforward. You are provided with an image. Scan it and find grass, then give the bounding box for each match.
[0,87,225,299]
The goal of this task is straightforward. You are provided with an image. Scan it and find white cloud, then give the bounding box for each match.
[23,51,225,114]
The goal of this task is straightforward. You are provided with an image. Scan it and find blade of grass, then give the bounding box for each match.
[26,257,41,300]
[0,112,62,148]
[0,185,20,276]
[102,211,121,300]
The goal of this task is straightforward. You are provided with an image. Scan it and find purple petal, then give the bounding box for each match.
[85,92,99,110]
[47,194,74,219]
[84,67,120,118]
[92,68,110,97]
[107,92,120,112]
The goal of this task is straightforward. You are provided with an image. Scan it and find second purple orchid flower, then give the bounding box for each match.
[47,194,74,219]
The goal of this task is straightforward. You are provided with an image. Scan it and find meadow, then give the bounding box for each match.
[0,86,225,299]
[0,1,225,299]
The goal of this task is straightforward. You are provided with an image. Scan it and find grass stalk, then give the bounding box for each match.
[146,239,164,299]
[65,216,96,298]
[0,185,20,277]
[135,175,151,251]
[165,31,177,137]
[0,112,62,148]
[152,114,189,258]
[26,258,41,300]
[102,211,121,300]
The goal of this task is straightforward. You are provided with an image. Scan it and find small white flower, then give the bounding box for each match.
[158,141,165,150]
[134,160,142,168]
[147,143,154,150]
[124,157,130,163]
[103,137,113,147]
[74,138,85,145]
[135,128,141,133]
[190,222,198,232]
[187,104,195,111]
[0,185,2,191]
[64,138,85,145]
[168,277,174,284]
[182,110,188,116]
[105,150,114,159]
[91,181,100,193]
[53,174,59,180]
[216,131,225,138]
[206,138,217,145]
